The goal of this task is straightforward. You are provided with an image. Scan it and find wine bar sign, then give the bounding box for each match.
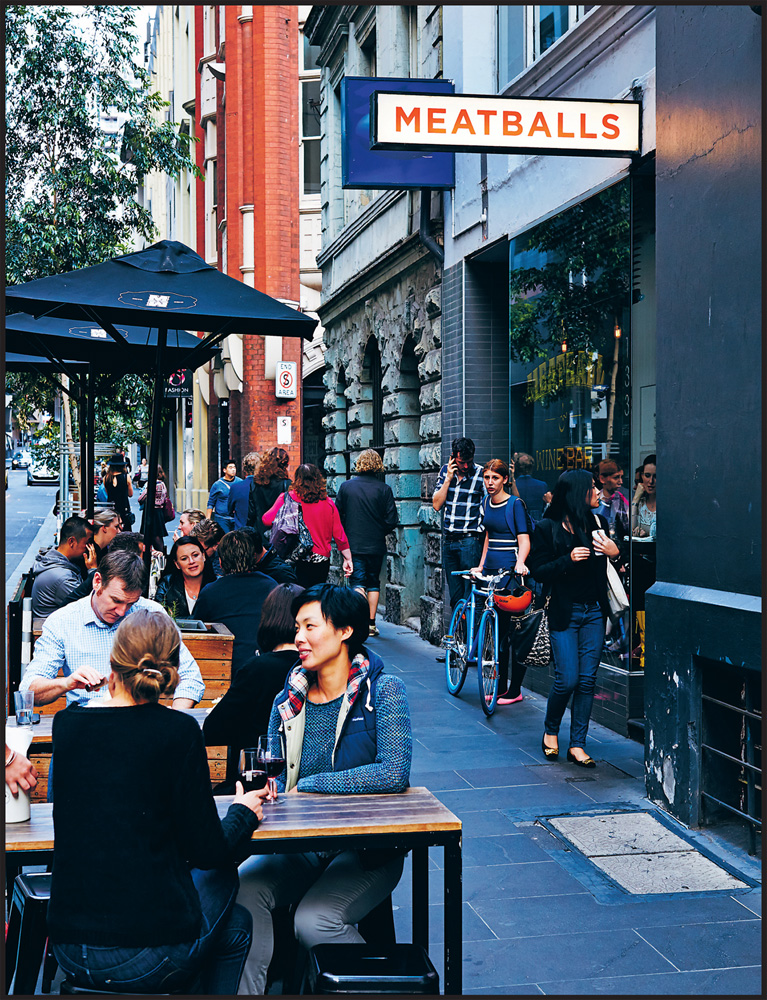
[371,92,640,158]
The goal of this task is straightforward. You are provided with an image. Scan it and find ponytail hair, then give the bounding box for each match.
[110,610,180,703]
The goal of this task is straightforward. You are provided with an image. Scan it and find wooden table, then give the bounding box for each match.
[6,787,463,994]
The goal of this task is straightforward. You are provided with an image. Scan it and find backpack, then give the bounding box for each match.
[269,489,314,562]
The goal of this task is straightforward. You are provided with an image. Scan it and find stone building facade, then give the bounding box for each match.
[305,6,446,641]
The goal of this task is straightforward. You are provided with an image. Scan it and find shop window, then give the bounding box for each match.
[508,180,633,668]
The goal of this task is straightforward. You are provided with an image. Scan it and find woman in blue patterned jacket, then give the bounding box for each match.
[236,584,412,995]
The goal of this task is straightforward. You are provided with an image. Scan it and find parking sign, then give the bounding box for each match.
[275,361,297,399]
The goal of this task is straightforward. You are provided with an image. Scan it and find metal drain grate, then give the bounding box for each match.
[548,811,749,894]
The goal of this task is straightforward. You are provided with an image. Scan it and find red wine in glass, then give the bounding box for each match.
[239,749,267,792]
[257,736,283,800]
[265,756,285,778]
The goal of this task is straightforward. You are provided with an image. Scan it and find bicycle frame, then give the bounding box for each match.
[448,569,507,662]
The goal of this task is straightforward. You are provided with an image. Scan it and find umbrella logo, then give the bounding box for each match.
[68,325,131,340]
[118,291,198,310]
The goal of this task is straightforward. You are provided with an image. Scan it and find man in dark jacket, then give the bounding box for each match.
[31,516,98,618]
[192,530,278,674]
[335,449,398,636]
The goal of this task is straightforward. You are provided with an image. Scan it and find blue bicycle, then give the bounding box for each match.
[443,569,507,717]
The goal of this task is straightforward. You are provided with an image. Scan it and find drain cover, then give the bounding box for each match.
[548,811,748,894]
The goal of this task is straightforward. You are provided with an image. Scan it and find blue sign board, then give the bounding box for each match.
[342,77,455,190]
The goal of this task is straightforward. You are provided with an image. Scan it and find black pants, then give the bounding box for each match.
[498,609,528,698]
[294,559,330,589]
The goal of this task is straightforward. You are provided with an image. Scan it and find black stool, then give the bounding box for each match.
[305,944,439,995]
[5,872,52,995]
[60,980,198,996]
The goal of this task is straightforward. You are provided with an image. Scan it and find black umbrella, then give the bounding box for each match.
[5,240,317,585]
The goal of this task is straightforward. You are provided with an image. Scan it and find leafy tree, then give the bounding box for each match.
[508,183,630,363]
[5,5,200,480]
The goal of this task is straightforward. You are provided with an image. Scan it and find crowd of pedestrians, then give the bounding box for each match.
[8,436,649,993]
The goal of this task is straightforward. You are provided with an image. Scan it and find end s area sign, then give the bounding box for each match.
[371,92,640,158]
[275,361,298,399]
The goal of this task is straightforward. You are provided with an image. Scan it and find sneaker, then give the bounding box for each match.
[368,623,380,637]
[497,693,524,706]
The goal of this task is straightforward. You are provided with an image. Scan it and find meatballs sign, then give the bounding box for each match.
[371,92,640,158]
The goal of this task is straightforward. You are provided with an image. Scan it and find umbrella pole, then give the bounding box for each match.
[142,328,168,593]
[78,381,88,515]
[87,367,96,520]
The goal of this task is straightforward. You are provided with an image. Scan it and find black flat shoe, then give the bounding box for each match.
[567,749,596,768]
[541,735,559,761]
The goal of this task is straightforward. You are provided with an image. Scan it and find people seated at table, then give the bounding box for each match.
[31,515,98,618]
[193,530,279,673]
[47,609,267,995]
[236,583,412,996]
[173,507,206,543]
[191,518,226,578]
[156,536,217,619]
[19,550,204,711]
[203,582,303,793]
[86,507,123,563]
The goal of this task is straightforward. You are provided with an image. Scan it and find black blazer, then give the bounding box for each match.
[528,515,610,631]
[203,648,298,793]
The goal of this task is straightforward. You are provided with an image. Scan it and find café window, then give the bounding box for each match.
[509,179,635,668]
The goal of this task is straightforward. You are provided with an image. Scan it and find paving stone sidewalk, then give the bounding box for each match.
[373,617,762,996]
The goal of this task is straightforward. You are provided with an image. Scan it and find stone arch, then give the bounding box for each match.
[382,334,423,623]
[354,337,384,462]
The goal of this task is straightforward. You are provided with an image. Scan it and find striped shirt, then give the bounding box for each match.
[435,463,486,534]
[19,595,205,706]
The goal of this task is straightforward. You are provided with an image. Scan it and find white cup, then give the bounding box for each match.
[592,529,607,555]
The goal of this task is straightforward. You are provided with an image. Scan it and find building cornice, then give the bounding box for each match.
[317,232,438,328]
[316,190,406,268]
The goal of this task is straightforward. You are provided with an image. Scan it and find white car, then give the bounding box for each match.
[27,461,59,486]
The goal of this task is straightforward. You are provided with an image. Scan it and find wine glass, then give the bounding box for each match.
[257,734,285,802]
[238,748,267,793]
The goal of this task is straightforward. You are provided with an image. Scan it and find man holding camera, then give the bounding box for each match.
[432,437,487,613]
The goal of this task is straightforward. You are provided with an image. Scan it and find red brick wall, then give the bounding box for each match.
[218,5,303,476]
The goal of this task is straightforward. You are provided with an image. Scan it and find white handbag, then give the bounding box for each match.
[594,515,629,615]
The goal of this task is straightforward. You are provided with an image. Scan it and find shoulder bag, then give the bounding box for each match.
[270,489,314,561]
[510,593,552,667]
[594,514,629,616]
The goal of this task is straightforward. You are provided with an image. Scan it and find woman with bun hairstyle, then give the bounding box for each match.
[471,458,532,706]
[527,469,620,767]
[248,447,292,547]
[47,610,268,995]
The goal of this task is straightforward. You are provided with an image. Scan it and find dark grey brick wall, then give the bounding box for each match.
[440,262,463,460]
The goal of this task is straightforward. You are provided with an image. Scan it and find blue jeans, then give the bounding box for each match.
[53,868,252,995]
[443,534,484,610]
[545,602,605,749]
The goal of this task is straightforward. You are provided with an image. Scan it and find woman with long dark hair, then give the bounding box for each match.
[262,464,352,589]
[155,536,217,618]
[527,469,620,767]
[48,610,266,994]
[139,465,171,553]
[248,447,292,547]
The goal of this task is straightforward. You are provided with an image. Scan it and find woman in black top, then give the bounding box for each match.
[204,582,304,792]
[247,447,291,547]
[48,609,267,994]
[527,470,620,767]
[156,536,217,618]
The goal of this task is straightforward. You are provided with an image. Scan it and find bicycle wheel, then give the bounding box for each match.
[445,601,470,696]
[477,609,500,716]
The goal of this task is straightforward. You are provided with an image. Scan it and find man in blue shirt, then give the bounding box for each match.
[206,459,241,533]
[228,451,260,530]
[433,437,486,611]
[514,453,551,525]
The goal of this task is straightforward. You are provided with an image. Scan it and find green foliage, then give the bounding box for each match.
[509,183,630,362]
[5,4,201,283]
[5,6,198,466]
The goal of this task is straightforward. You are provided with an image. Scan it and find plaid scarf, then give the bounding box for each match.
[278,652,369,723]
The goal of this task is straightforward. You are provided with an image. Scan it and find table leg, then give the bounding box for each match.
[443,833,462,995]
[411,844,429,951]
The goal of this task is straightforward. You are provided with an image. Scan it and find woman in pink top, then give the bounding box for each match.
[263,464,353,588]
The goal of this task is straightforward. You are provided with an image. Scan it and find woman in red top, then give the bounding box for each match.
[263,464,353,588]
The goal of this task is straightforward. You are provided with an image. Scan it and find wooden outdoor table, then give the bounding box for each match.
[6,706,209,745]
[6,787,463,994]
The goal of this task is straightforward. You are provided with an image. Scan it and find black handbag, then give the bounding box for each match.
[510,595,552,666]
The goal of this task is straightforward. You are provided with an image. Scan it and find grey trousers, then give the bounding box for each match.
[236,849,404,995]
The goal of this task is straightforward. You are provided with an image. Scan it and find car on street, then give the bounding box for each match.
[27,460,59,486]
[11,450,32,469]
